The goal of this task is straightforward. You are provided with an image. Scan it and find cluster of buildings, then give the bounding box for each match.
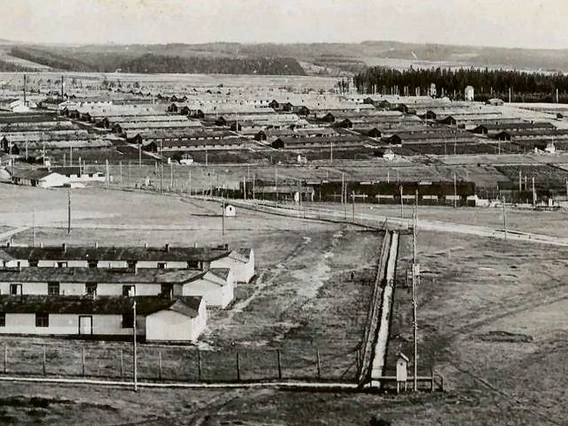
[0,242,254,342]
[2,77,568,195]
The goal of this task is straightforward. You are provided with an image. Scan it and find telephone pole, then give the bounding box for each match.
[502,196,508,240]
[221,199,225,236]
[532,177,536,207]
[453,172,457,208]
[32,207,36,247]
[133,297,138,392]
[352,191,355,222]
[400,185,404,219]
[412,191,419,391]
[67,190,71,234]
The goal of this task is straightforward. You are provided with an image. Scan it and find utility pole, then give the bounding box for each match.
[188,170,192,196]
[352,191,355,222]
[133,297,138,392]
[160,163,163,194]
[170,162,173,191]
[32,207,36,247]
[532,176,536,207]
[221,199,225,237]
[138,143,142,168]
[518,170,522,192]
[105,159,109,188]
[453,172,457,208]
[400,185,404,219]
[330,140,333,164]
[341,172,345,205]
[412,191,419,392]
[252,173,256,200]
[502,196,508,240]
[67,190,71,234]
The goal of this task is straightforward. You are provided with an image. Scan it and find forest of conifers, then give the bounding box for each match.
[355,67,568,102]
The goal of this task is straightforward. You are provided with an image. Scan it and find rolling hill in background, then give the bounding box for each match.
[2,40,568,75]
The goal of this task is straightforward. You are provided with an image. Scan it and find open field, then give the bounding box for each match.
[0,183,382,384]
[404,230,568,424]
[3,184,568,423]
[0,71,338,90]
[310,202,568,239]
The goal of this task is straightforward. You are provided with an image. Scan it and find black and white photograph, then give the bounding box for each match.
[0,1,567,424]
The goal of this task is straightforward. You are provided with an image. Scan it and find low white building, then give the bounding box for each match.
[0,244,255,283]
[49,166,106,183]
[9,169,70,188]
[210,248,255,283]
[0,295,206,342]
[0,267,234,308]
[178,268,234,308]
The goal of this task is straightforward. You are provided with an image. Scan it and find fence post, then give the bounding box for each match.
[120,349,124,378]
[3,345,6,374]
[82,347,85,376]
[277,349,282,380]
[316,348,322,380]
[197,349,202,381]
[236,352,241,381]
[158,351,162,380]
[42,346,46,375]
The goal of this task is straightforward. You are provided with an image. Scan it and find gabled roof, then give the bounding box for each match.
[1,245,232,263]
[163,298,202,318]
[0,295,202,316]
[9,169,62,181]
[0,267,204,284]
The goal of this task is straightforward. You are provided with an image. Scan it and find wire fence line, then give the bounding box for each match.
[0,342,360,384]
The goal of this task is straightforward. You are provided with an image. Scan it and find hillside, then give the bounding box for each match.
[6,40,568,75]
[9,46,306,76]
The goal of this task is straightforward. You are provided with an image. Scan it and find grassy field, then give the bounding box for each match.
[0,183,382,384]
[315,202,568,239]
[4,183,568,423]
[401,230,568,425]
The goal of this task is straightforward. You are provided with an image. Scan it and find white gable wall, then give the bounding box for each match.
[180,274,233,308]
[210,250,254,283]
[146,308,206,342]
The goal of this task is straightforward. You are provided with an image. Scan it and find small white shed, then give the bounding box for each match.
[146,298,207,342]
[224,204,236,217]
[396,352,409,393]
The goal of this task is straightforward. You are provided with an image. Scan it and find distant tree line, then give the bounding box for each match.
[10,47,306,76]
[0,59,34,73]
[355,67,568,102]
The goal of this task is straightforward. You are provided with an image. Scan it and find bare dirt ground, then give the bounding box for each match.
[5,183,568,424]
[391,230,568,425]
[314,202,568,239]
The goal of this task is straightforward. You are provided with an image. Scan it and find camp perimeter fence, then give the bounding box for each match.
[0,341,360,384]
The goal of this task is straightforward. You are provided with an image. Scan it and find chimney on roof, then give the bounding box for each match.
[6,241,10,248]
[144,242,148,248]
[165,243,170,252]
[40,242,43,248]
[62,243,67,253]
[94,241,98,249]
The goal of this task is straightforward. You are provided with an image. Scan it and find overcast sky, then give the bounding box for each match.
[1,0,567,49]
